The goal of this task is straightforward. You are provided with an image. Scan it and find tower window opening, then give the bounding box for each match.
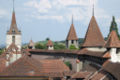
[12,36,15,43]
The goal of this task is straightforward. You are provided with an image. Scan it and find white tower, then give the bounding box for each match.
[47,40,54,50]
[66,16,78,49]
[6,0,21,51]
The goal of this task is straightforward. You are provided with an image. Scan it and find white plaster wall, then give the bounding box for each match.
[110,48,120,62]
[17,54,22,59]
[76,62,83,72]
[6,34,21,50]
[67,40,78,48]
[9,54,17,63]
[48,46,54,50]
[87,47,106,52]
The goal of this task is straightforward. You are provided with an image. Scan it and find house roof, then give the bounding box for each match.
[5,43,19,54]
[71,72,91,79]
[105,30,120,48]
[0,55,70,77]
[66,23,78,40]
[89,70,107,80]
[82,16,105,47]
[47,40,53,46]
[7,11,21,34]
[102,60,120,80]
[77,48,105,57]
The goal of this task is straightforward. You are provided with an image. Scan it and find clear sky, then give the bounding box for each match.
[0,0,120,45]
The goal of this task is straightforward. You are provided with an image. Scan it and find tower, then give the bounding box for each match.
[105,17,120,62]
[47,39,54,50]
[66,16,78,49]
[28,39,35,49]
[6,0,21,51]
[82,4,106,52]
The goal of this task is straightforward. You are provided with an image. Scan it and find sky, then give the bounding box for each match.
[0,0,120,45]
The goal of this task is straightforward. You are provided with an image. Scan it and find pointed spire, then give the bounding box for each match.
[7,0,21,34]
[82,16,105,47]
[13,0,15,12]
[66,16,78,40]
[92,3,94,16]
[72,15,73,24]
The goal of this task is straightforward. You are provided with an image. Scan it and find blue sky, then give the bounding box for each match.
[0,0,120,45]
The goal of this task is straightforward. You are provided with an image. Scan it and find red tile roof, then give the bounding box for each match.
[105,30,120,48]
[103,51,111,58]
[47,40,53,46]
[77,48,105,57]
[7,11,21,34]
[66,23,78,40]
[5,43,20,54]
[82,16,105,47]
[0,55,70,77]
[0,58,6,72]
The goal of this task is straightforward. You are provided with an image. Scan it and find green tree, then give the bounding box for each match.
[54,42,66,50]
[64,61,72,70]
[0,49,4,55]
[35,43,46,49]
[69,44,77,50]
[109,16,120,38]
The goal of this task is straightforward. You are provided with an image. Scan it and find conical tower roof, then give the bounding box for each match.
[105,30,120,48]
[7,11,21,34]
[66,17,78,40]
[82,16,105,47]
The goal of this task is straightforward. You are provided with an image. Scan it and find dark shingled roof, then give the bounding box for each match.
[103,61,120,80]
[66,23,78,40]
[82,16,105,47]
[105,30,120,48]
[7,11,21,34]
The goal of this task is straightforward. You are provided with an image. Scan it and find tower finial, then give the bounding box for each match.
[72,15,73,24]
[13,0,15,12]
[92,2,94,16]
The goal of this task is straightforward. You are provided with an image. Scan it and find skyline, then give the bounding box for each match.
[0,0,120,45]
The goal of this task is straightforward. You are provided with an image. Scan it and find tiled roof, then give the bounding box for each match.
[0,55,42,76]
[103,51,111,58]
[28,49,79,55]
[105,30,120,48]
[77,48,105,57]
[0,58,6,72]
[66,23,78,40]
[71,72,91,79]
[38,59,70,73]
[5,43,19,54]
[0,55,70,77]
[102,60,120,80]
[7,11,21,34]
[82,16,105,47]
[89,70,107,80]
[47,40,53,46]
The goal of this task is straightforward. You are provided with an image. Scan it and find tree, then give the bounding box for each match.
[64,61,72,70]
[109,16,120,38]
[35,43,46,49]
[54,42,66,50]
[69,44,77,50]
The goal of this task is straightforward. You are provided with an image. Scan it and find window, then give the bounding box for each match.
[12,29,15,34]
[71,40,74,44]
[12,36,15,43]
